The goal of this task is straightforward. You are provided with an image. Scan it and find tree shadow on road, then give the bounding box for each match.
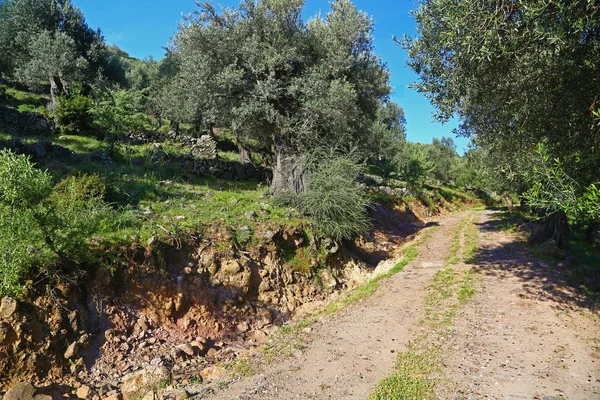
[469,218,599,314]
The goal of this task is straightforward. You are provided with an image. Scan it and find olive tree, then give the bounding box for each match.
[405,0,600,186]
[0,0,124,105]
[174,0,392,193]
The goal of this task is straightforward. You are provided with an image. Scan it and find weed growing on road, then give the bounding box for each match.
[370,212,482,399]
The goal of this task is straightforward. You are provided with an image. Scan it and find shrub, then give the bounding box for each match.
[299,158,371,241]
[0,150,53,296]
[54,93,94,135]
[578,183,600,225]
[52,173,106,204]
[0,150,111,296]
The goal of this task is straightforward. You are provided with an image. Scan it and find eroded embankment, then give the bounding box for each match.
[0,196,458,399]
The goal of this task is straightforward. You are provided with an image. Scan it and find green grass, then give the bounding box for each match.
[464,215,480,263]
[0,131,305,246]
[370,350,436,400]
[1,85,49,115]
[53,134,106,154]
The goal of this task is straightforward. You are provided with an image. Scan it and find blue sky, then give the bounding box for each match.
[74,0,468,153]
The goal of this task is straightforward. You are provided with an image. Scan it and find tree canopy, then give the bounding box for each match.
[0,0,124,104]
[405,0,600,177]
[173,0,394,193]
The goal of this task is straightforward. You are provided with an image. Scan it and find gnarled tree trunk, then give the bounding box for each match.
[234,130,252,164]
[528,210,570,248]
[271,149,308,194]
[50,75,65,108]
[169,120,180,135]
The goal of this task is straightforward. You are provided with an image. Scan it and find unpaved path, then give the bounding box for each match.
[203,211,471,399]
[438,210,600,400]
[201,210,600,400]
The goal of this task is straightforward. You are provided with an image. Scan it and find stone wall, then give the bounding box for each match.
[0,105,56,136]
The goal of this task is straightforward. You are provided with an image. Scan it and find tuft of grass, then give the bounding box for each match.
[225,357,256,378]
[457,271,476,304]
[464,215,480,263]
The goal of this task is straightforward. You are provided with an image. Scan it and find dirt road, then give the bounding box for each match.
[201,210,600,400]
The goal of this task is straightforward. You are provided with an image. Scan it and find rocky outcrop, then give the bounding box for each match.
[0,139,76,161]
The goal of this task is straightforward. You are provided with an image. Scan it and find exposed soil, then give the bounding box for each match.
[198,210,600,400]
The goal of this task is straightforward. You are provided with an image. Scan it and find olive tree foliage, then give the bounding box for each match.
[429,137,459,184]
[405,0,600,193]
[16,30,88,105]
[0,0,124,105]
[173,0,391,193]
[369,100,407,180]
[398,143,434,188]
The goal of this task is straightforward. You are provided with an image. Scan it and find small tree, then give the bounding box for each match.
[54,92,94,135]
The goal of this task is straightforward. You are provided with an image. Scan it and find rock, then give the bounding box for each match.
[90,150,115,166]
[121,366,169,398]
[322,238,339,254]
[3,382,36,400]
[77,385,91,399]
[262,230,277,242]
[64,341,80,360]
[151,151,168,163]
[538,239,566,260]
[0,297,18,318]
[244,211,257,221]
[190,340,208,356]
[318,269,337,290]
[141,392,155,400]
[236,321,250,333]
[33,396,52,400]
[103,394,123,400]
[177,343,195,357]
[200,365,226,382]
[29,141,46,158]
[206,348,219,358]
[221,260,241,276]
[0,322,13,344]
[191,135,217,160]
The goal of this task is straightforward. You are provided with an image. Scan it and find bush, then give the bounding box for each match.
[52,173,106,204]
[0,150,111,296]
[0,150,53,296]
[578,184,600,225]
[299,158,371,241]
[54,93,94,135]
